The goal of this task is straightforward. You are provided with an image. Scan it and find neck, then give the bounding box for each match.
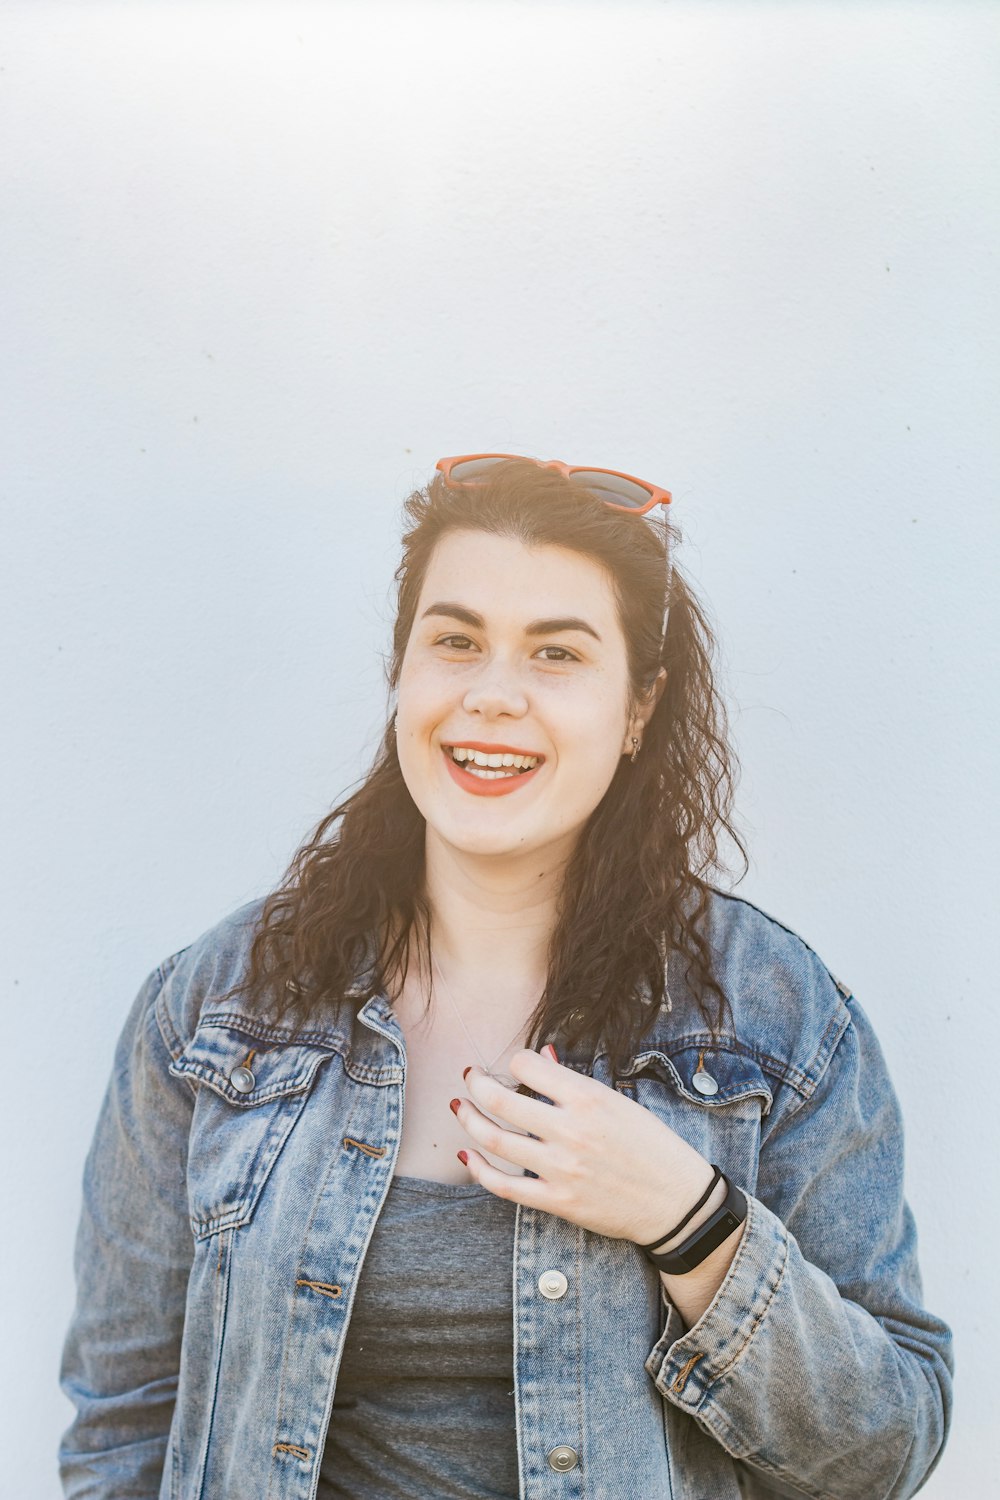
[389,831,567,1015]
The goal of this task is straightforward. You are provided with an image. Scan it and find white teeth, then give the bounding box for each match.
[448,746,539,770]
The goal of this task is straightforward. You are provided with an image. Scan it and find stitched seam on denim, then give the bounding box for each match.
[170,1059,320,1102]
[170,1418,180,1500]
[153,956,187,1062]
[269,1106,358,1497]
[626,1053,775,1114]
[575,1224,585,1468]
[779,1013,855,1126]
[628,1036,801,1095]
[669,1197,788,1402]
[150,983,202,1116]
[644,1305,675,1379]
[342,1059,407,1086]
[192,1089,313,1237]
[512,1200,527,1498]
[798,1002,852,1093]
[193,1208,250,1239]
[192,1010,349,1048]
[707,1198,789,1383]
[290,1104,400,1497]
[191,1226,233,1500]
[706,888,855,1093]
[157,947,189,981]
[659,1368,678,1500]
[180,1017,399,1087]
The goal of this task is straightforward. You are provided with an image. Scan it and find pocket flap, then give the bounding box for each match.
[621,1043,774,1116]
[168,1016,338,1106]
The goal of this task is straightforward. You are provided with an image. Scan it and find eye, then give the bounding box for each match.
[434,635,578,663]
[435,634,475,651]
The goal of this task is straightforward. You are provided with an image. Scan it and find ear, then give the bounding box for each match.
[623,668,668,756]
[637,667,668,729]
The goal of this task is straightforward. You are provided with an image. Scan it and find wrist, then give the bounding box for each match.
[630,1158,716,1252]
[644,1171,729,1256]
[638,1168,748,1278]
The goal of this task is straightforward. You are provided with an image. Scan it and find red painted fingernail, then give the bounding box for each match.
[462,1066,472,1081]
[449,1097,461,1115]
[457,1150,468,1165]
[544,1043,559,1062]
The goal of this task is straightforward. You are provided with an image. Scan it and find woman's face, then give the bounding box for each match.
[396,529,644,870]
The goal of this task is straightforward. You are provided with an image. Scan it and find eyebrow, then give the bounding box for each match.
[420,601,602,643]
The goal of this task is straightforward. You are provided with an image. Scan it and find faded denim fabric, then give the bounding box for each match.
[59,891,954,1500]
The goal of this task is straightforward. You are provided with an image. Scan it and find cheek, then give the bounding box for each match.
[396,662,452,722]
[564,713,628,785]
[394,739,439,824]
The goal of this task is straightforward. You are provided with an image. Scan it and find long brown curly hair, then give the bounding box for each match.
[225,457,748,1078]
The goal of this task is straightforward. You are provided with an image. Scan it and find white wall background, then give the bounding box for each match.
[2,2,996,1494]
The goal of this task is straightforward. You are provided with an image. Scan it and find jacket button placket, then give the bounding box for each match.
[516,1204,588,1496]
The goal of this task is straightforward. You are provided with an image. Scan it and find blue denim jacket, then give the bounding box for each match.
[59,890,953,1500]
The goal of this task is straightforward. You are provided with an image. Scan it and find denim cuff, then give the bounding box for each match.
[644,1192,788,1414]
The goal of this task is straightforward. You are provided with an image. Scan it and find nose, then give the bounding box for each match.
[461,658,531,720]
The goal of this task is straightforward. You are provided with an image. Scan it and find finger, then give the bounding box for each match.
[506,1045,588,1103]
[463,1065,561,1135]
[452,1095,548,1176]
[458,1148,552,1211]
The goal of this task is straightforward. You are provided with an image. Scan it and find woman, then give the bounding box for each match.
[59,454,954,1500]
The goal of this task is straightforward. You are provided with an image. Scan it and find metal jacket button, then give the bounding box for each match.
[229,1065,256,1093]
[692,1070,719,1096]
[547,1445,579,1472]
[538,1270,568,1300]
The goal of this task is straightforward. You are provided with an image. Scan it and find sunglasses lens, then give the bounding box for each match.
[568,471,653,508]
[443,457,658,508]
[447,457,508,481]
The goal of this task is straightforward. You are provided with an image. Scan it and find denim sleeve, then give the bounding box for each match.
[58,957,195,1499]
[644,994,955,1500]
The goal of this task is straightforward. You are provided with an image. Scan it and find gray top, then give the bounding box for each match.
[317,1174,520,1500]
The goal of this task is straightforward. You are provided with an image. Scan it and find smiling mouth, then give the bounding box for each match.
[442,745,543,777]
[440,744,545,786]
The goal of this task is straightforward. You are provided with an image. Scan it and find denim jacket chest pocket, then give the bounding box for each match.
[167,1018,339,1241]
[615,1042,774,1194]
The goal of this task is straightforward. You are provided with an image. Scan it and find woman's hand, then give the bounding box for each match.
[450,1045,716,1249]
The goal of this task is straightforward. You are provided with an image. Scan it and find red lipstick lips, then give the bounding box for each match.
[441,744,544,798]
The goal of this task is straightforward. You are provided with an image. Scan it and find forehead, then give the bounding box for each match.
[418,530,620,626]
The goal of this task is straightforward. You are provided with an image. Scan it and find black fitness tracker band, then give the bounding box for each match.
[638,1173,748,1274]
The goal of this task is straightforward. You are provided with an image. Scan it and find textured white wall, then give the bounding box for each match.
[2,2,996,1494]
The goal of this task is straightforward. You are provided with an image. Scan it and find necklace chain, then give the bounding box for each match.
[430,948,534,1087]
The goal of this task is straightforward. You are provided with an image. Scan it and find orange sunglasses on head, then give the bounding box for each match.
[435,453,672,515]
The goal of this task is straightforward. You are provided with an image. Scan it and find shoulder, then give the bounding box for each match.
[150,895,270,1057]
[679,887,856,1104]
